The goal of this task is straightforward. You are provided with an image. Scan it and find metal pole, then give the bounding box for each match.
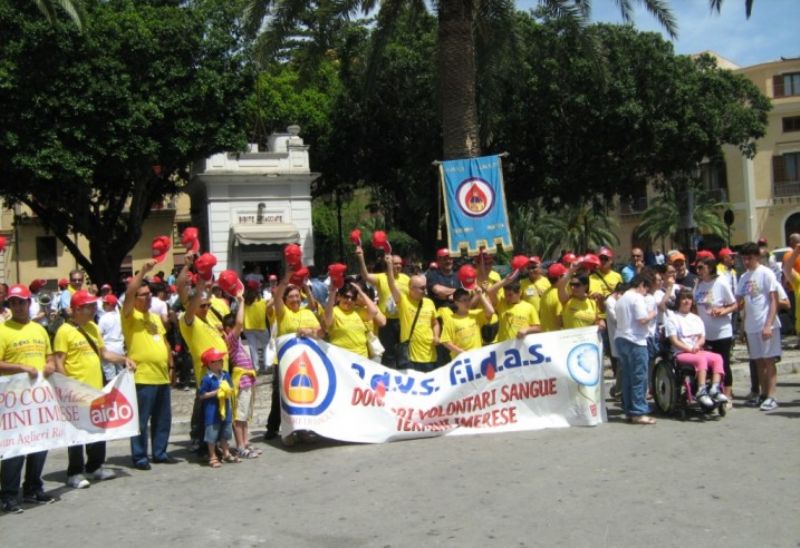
[336,190,344,262]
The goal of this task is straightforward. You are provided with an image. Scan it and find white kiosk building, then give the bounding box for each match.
[190,126,318,276]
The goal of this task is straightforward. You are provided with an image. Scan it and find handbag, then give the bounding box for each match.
[367,331,385,360]
[396,301,423,370]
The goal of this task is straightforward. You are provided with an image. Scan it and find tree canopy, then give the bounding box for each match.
[0,0,253,283]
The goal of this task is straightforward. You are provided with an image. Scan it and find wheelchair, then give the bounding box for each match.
[652,353,727,420]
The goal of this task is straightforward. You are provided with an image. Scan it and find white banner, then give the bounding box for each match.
[0,371,139,460]
[278,326,606,443]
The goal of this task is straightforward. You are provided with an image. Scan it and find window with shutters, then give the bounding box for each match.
[775,73,800,98]
[774,153,800,196]
[783,116,800,133]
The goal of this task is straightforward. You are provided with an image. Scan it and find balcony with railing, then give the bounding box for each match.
[774,180,800,198]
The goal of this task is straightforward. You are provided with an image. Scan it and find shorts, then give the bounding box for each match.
[204,421,232,444]
[745,329,781,360]
[235,386,254,422]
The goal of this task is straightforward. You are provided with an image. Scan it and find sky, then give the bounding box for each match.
[516,0,800,68]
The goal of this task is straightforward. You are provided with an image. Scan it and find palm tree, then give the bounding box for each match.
[710,0,754,18]
[634,184,728,247]
[511,200,619,258]
[33,0,86,29]
[244,0,677,160]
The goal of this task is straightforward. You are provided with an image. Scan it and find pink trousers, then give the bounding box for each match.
[676,350,724,375]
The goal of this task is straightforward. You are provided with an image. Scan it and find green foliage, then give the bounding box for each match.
[0,0,253,283]
[634,183,729,245]
[511,200,619,258]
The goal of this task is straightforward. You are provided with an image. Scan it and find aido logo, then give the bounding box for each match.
[89,388,134,428]
[566,343,601,387]
[456,178,494,217]
[279,338,336,416]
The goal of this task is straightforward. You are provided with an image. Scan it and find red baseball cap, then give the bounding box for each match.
[289,267,309,286]
[194,252,217,281]
[349,228,362,246]
[246,279,260,290]
[151,235,171,264]
[0,235,6,253]
[102,294,119,306]
[598,247,614,259]
[328,263,347,289]
[580,254,601,270]
[436,248,450,259]
[548,263,568,278]
[693,250,715,265]
[718,248,736,259]
[510,255,529,272]
[561,253,577,265]
[528,256,542,266]
[457,264,478,290]
[71,290,99,309]
[218,270,243,296]
[371,231,392,254]
[284,244,303,268]
[58,278,69,289]
[29,279,47,293]
[757,237,768,247]
[7,284,32,300]
[181,227,200,253]
[201,347,226,366]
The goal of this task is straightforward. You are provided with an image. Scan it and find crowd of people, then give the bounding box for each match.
[0,232,794,514]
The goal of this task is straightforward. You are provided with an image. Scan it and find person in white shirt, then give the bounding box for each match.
[98,294,125,381]
[694,257,738,406]
[665,289,727,408]
[148,282,169,328]
[736,242,781,411]
[614,271,657,424]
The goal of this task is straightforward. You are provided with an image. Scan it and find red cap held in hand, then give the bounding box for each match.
[349,229,362,247]
[194,253,217,281]
[151,235,172,264]
[181,227,200,253]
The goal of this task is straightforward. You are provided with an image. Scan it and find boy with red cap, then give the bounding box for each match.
[520,256,550,314]
[198,348,237,467]
[488,270,542,341]
[439,286,494,359]
[0,284,57,513]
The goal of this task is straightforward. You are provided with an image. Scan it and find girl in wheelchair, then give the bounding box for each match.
[664,289,729,408]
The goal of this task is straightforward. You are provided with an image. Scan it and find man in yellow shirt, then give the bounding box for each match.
[0,284,56,513]
[355,245,409,368]
[54,290,133,489]
[489,275,542,342]
[520,256,551,314]
[123,259,177,471]
[540,263,566,331]
[386,257,439,372]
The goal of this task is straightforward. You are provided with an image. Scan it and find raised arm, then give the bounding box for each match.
[475,287,494,321]
[175,251,197,306]
[487,269,519,305]
[355,245,378,285]
[273,269,291,320]
[323,284,337,329]
[230,293,245,339]
[124,258,157,318]
[557,263,578,305]
[385,255,401,304]
[184,276,209,325]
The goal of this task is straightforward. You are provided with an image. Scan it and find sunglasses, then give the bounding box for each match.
[340,294,357,301]
[71,278,84,283]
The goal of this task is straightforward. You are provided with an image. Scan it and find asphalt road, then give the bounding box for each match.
[3,370,799,548]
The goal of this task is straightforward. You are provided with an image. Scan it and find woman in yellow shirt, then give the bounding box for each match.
[557,270,603,330]
[324,280,384,358]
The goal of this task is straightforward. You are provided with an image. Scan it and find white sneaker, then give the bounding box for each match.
[712,391,729,403]
[697,393,714,407]
[67,475,90,489]
[759,397,779,411]
[91,467,115,481]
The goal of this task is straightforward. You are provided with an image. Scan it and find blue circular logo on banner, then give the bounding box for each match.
[566,343,601,387]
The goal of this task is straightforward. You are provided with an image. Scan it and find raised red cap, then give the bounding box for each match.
[151,235,172,264]
[457,264,477,290]
[510,255,529,272]
[217,270,242,296]
[548,263,568,278]
[181,227,200,253]
[349,228,362,246]
[561,253,577,265]
[194,252,217,281]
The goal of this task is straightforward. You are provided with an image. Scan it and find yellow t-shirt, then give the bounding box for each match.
[398,294,437,364]
[0,320,52,374]
[539,287,563,332]
[562,297,598,329]
[440,310,487,359]
[521,276,551,313]
[373,272,410,319]
[54,322,104,389]
[121,308,169,385]
[328,306,370,357]
[277,306,321,337]
[205,296,231,329]
[589,270,623,299]
[244,299,268,331]
[496,300,539,342]
[179,313,229,384]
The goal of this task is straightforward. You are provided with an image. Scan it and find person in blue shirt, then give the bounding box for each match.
[198,348,238,468]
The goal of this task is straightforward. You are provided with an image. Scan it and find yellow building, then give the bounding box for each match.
[613,54,800,258]
[0,194,192,289]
